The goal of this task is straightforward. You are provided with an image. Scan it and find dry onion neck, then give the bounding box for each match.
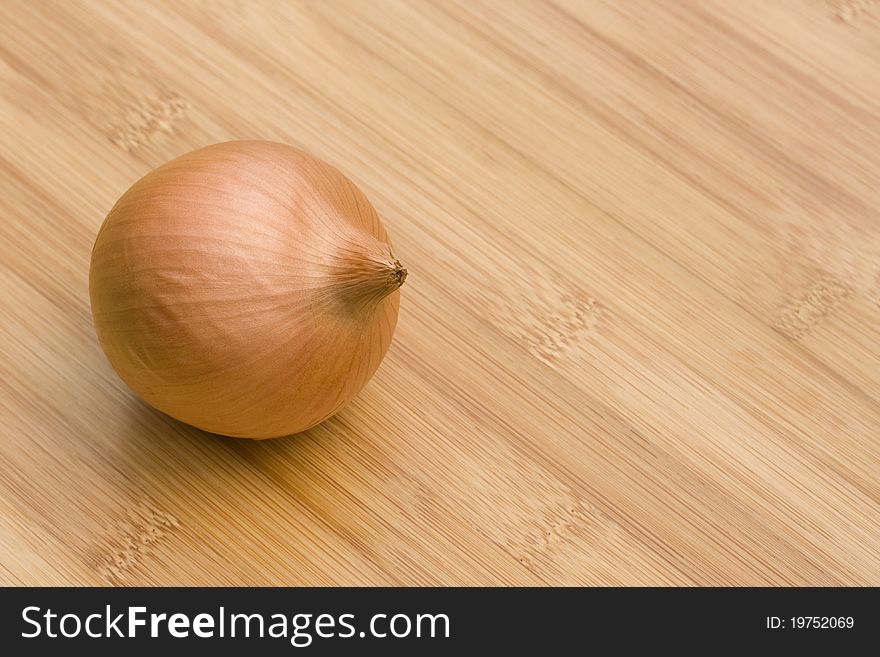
[322,243,407,311]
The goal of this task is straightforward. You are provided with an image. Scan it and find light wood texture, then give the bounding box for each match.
[1,0,878,586]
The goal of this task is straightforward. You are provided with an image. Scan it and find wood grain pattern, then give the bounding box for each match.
[1,0,878,585]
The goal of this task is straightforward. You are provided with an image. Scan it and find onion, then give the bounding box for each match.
[89,141,405,439]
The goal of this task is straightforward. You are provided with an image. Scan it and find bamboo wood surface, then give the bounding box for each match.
[1,0,879,586]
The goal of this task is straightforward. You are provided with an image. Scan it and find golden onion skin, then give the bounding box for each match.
[89,141,404,439]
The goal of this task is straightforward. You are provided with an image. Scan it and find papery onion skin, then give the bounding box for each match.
[89,141,405,439]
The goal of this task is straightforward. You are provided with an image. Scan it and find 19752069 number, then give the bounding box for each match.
[792,617,853,629]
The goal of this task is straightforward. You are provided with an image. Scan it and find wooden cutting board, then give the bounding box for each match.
[1,0,878,585]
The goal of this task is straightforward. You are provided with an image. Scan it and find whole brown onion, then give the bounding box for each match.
[89,141,405,439]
